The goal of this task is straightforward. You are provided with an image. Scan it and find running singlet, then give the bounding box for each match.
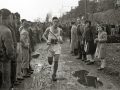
[47,26,61,54]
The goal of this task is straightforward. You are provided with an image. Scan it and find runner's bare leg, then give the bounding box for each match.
[53,54,60,75]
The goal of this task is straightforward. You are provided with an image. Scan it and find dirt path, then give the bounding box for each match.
[16,41,120,90]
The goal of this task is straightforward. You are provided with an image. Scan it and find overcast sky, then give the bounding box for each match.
[0,0,79,21]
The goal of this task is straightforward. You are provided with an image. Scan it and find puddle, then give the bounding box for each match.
[73,70,103,88]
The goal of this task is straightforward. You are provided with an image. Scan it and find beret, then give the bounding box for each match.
[23,21,29,28]
[21,19,27,23]
[15,12,20,18]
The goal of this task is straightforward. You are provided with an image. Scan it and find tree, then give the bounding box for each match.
[60,0,116,23]
[34,17,41,22]
[45,12,52,23]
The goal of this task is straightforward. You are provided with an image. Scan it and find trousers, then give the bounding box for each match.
[1,60,11,90]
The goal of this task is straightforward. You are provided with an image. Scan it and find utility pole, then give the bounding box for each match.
[85,0,88,20]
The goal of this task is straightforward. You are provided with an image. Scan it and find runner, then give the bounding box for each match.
[42,17,63,81]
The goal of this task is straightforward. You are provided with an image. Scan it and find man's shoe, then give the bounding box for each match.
[84,60,90,62]
[14,81,20,86]
[17,78,24,81]
[52,75,57,81]
[87,61,95,65]
[82,58,86,61]
[72,54,77,56]
[97,67,104,71]
[76,57,82,59]
[30,69,34,72]
[27,70,33,74]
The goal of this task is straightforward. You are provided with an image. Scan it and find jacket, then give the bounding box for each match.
[83,26,96,42]
[95,31,107,58]
[0,24,14,61]
[20,29,30,49]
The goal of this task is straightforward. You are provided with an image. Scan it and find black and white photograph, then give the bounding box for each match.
[0,0,120,90]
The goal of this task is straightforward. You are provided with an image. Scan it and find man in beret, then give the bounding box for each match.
[15,12,20,24]
[19,19,27,32]
[0,8,14,90]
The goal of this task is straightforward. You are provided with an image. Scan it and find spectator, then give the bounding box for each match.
[28,21,34,52]
[38,24,43,43]
[0,8,14,90]
[115,22,119,35]
[94,25,107,70]
[32,23,37,45]
[19,19,27,32]
[16,17,25,83]
[70,22,78,55]
[9,13,19,87]
[68,22,72,43]
[83,20,96,65]
[76,18,83,59]
[104,21,110,35]
[81,21,87,61]
[20,21,30,77]
[119,22,120,34]
[115,0,120,10]
[111,23,115,35]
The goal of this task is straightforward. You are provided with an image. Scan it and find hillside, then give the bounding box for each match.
[88,8,120,23]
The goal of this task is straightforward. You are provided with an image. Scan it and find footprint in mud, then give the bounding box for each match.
[73,70,103,88]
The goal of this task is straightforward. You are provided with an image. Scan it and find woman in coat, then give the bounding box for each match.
[20,22,30,77]
[83,20,96,65]
[94,25,107,70]
[70,22,78,55]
